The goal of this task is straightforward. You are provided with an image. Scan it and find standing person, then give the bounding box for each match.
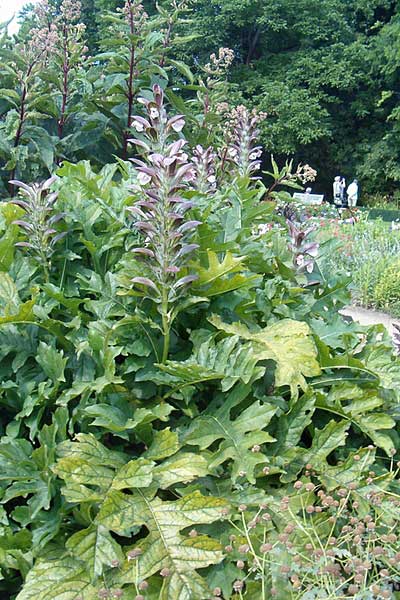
[339,177,346,205]
[333,176,341,205]
[347,179,359,207]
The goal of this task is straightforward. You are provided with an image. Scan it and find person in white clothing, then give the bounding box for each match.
[347,179,359,207]
[333,176,341,205]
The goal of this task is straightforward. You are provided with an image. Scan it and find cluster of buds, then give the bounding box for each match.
[192,145,217,194]
[204,47,235,76]
[224,105,267,178]
[28,0,87,60]
[128,85,200,305]
[9,176,66,280]
[119,0,148,31]
[28,24,59,56]
[287,221,319,274]
[60,0,82,22]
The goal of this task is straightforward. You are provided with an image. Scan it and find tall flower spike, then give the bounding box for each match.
[225,105,267,178]
[128,85,200,362]
[192,145,217,194]
[9,176,66,282]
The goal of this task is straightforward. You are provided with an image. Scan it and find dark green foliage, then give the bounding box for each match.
[175,0,400,194]
[0,3,399,598]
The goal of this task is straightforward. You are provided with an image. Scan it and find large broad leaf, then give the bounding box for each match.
[153,330,264,393]
[278,419,351,483]
[16,557,98,600]
[315,383,395,455]
[0,272,20,314]
[66,525,124,580]
[210,315,321,398]
[112,490,228,600]
[83,400,173,439]
[319,447,376,491]
[50,435,225,599]
[359,341,400,392]
[192,250,259,297]
[0,417,63,523]
[184,385,277,483]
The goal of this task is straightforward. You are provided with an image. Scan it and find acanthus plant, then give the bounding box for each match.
[192,144,217,194]
[128,84,200,362]
[9,176,66,282]
[222,104,267,179]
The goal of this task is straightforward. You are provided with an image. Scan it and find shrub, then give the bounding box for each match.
[0,25,400,600]
[374,259,400,316]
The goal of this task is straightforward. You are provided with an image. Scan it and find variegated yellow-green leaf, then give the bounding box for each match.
[209,315,321,398]
[66,524,124,579]
[16,558,98,600]
[115,490,229,600]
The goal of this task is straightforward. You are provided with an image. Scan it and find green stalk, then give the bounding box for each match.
[161,292,170,364]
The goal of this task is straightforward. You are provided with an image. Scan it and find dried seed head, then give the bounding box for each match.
[127,548,142,560]
[138,581,148,591]
[280,565,290,574]
[380,569,390,578]
[294,480,303,490]
[233,580,243,592]
[305,483,315,492]
[236,559,245,569]
[238,544,250,554]
[371,584,381,595]
[224,545,233,553]
[160,567,170,577]
[260,543,273,553]
[238,504,247,512]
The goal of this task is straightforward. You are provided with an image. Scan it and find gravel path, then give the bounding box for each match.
[340,306,400,335]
